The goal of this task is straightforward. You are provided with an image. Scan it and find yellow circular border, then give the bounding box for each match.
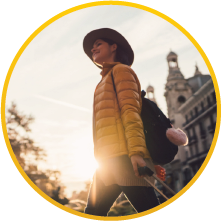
[1,1,220,220]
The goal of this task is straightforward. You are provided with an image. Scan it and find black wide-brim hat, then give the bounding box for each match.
[83,28,134,69]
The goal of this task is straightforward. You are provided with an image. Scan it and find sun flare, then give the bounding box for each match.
[72,139,99,181]
[78,158,99,180]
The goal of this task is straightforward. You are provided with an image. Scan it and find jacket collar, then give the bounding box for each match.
[100,62,121,78]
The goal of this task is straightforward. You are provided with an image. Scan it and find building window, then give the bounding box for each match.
[207,96,211,107]
[190,143,199,156]
[208,115,215,134]
[183,168,192,186]
[185,115,189,125]
[201,101,204,112]
[186,129,190,137]
[202,138,208,151]
[212,91,216,104]
[199,121,206,138]
[200,101,205,115]
[190,111,193,120]
[178,95,186,103]
[185,149,189,159]
[192,126,196,136]
[189,144,193,157]
[194,107,198,116]
[191,144,196,156]
[195,143,199,155]
[177,96,186,108]
[186,129,190,143]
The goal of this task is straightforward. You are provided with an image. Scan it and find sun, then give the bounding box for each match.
[72,141,99,181]
[78,157,99,180]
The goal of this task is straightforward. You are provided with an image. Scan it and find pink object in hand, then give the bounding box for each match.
[166,128,188,146]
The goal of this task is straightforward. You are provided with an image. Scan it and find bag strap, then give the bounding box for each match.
[112,71,144,100]
[111,71,121,109]
[111,71,117,93]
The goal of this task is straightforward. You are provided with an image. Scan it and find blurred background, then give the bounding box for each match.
[5,5,217,215]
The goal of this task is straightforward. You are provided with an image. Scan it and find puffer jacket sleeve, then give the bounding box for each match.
[112,64,147,158]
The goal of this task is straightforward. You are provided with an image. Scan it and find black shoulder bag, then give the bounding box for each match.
[111,72,178,165]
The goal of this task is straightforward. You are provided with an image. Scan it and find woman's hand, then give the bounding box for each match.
[130,155,147,178]
[154,165,166,181]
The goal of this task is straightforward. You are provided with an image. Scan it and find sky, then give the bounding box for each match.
[5,5,210,197]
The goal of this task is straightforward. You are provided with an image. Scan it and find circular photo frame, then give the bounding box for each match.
[1,1,220,220]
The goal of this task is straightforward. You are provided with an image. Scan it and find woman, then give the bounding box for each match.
[83,28,165,216]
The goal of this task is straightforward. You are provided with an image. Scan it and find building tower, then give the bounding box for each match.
[162,51,213,194]
[146,85,157,104]
[164,51,193,128]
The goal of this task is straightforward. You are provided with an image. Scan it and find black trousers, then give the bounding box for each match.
[84,172,159,216]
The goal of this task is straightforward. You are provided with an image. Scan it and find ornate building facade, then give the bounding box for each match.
[156,51,216,201]
[179,78,216,185]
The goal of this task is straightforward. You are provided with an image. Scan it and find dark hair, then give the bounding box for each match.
[100,38,130,66]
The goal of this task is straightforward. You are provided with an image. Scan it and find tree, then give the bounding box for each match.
[5,101,62,198]
[6,101,45,168]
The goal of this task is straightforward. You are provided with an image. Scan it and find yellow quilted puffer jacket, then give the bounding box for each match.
[93,62,150,162]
